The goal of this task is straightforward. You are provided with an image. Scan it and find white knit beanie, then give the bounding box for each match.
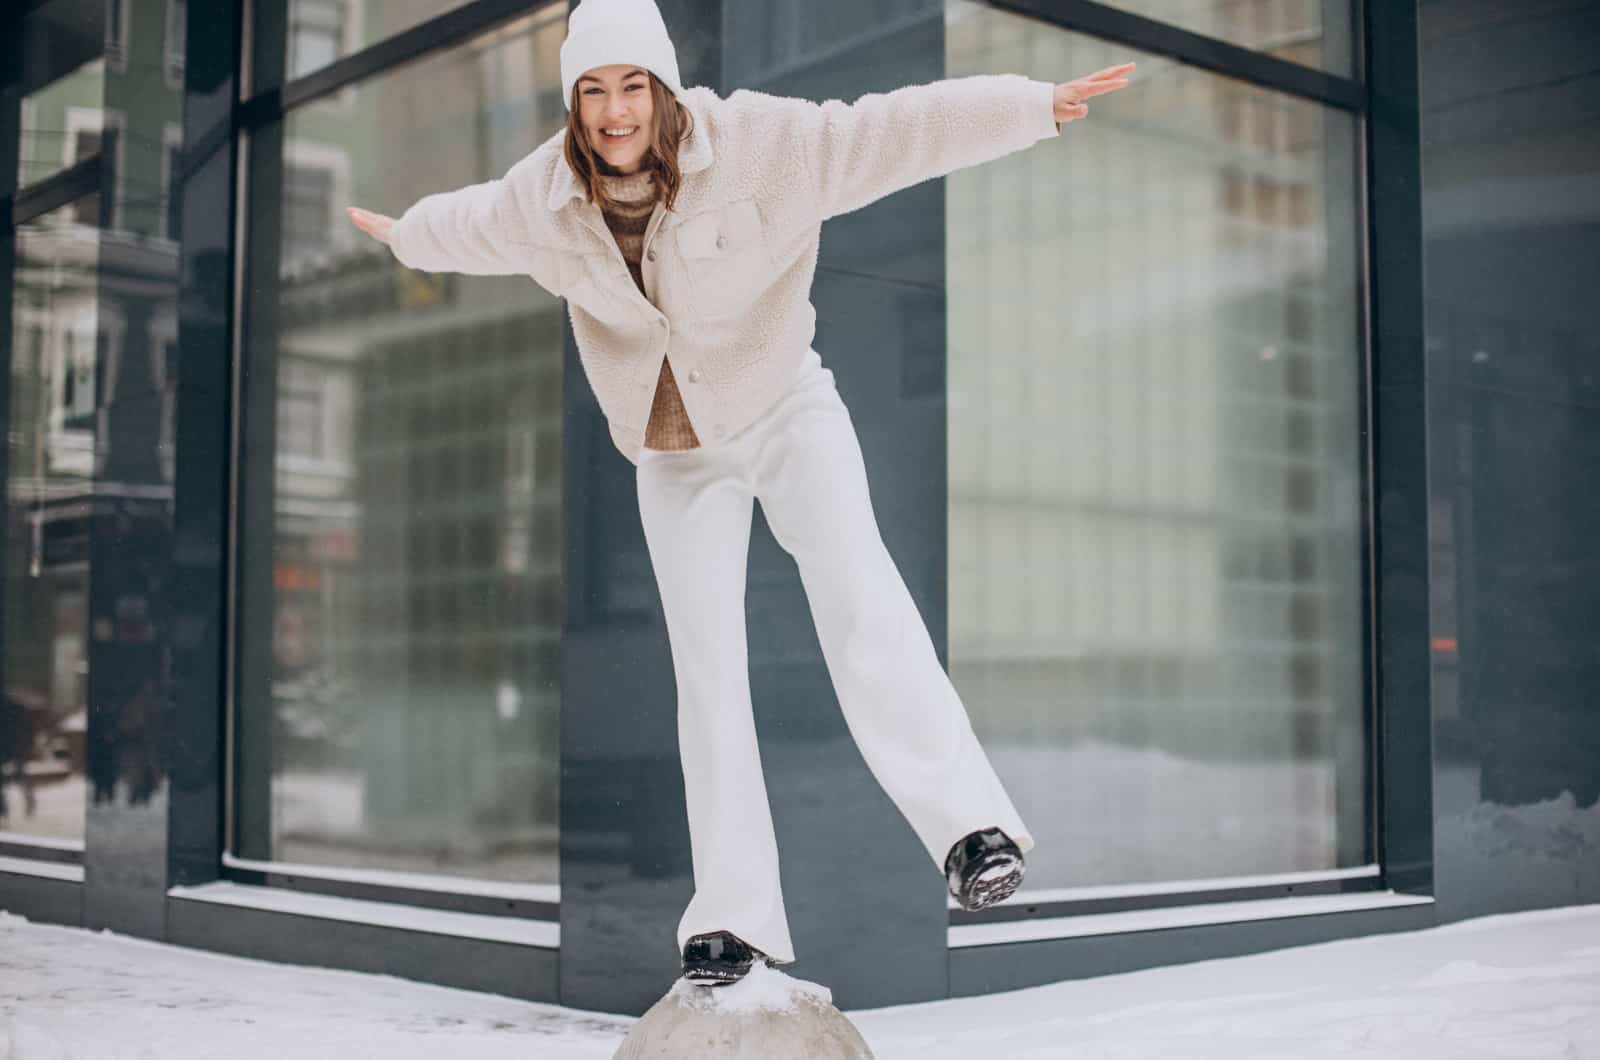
[560,0,685,110]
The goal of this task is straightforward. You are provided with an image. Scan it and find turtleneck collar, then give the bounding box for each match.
[596,168,658,208]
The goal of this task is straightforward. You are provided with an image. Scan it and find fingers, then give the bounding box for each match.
[1090,61,1137,81]
[344,206,392,243]
[1076,78,1131,100]
[1068,61,1136,101]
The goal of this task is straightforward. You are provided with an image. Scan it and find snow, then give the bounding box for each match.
[949,889,1433,947]
[667,960,833,1015]
[1433,774,1600,921]
[4,903,1600,1057]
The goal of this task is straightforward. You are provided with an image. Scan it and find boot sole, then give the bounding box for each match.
[683,960,761,986]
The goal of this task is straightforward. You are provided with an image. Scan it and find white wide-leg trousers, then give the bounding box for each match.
[635,349,1036,966]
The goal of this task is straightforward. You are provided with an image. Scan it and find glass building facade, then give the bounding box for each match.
[2,0,1596,1017]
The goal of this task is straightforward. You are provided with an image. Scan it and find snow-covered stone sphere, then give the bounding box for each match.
[612,961,874,1059]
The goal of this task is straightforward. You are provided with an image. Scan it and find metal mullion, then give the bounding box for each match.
[12,156,102,227]
[245,0,562,125]
[987,0,1364,112]
[1351,0,1382,877]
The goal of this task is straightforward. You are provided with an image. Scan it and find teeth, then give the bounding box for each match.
[603,128,637,137]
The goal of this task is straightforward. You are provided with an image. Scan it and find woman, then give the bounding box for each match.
[348,0,1133,987]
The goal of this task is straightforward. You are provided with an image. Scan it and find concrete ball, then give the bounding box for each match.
[613,961,875,1059]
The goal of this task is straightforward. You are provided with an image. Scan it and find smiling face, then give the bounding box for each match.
[576,64,656,175]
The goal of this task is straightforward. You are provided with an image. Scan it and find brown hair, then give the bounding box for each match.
[564,71,694,213]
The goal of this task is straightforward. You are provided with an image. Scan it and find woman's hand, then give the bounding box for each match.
[1054,61,1136,123]
[345,206,395,245]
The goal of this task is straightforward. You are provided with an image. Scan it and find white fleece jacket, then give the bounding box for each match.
[387,74,1062,466]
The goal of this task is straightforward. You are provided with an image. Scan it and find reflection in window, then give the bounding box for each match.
[68,121,120,229]
[105,0,130,73]
[162,126,184,242]
[1080,0,1352,77]
[278,362,327,461]
[285,0,489,82]
[289,0,346,80]
[945,2,1367,891]
[18,61,106,192]
[284,162,336,263]
[165,0,188,89]
[238,5,569,886]
[4,197,102,843]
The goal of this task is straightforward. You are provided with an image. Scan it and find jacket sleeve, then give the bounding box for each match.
[754,73,1062,222]
[387,151,562,283]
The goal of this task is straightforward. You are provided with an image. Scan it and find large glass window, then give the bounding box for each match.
[285,0,486,80]
[233,5,569,885]
[1086,0,1354,77]
[5,196,100,844]
[945,1,1367,891]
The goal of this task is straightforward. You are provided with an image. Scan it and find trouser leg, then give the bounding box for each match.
[749,375,1036,869]
[635,446,797,965]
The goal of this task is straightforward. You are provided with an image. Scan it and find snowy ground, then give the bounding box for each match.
[4,904,1600,1058]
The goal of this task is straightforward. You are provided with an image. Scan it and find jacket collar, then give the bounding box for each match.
[546,87,715,212]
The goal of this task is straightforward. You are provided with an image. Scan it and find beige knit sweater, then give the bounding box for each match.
[596,170,701,452]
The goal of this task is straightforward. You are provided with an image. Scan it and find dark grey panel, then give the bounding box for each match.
[166,897,558,1003]
[1427,377,1600,920]
[948,902,1438,997]
[0,873,84,928]
[1419,1,1600,923]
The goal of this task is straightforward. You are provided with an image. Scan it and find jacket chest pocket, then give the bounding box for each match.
[674,198,771,320]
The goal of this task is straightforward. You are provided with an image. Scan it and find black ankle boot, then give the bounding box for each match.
[945,827,1026,911]
[681,930,771,986]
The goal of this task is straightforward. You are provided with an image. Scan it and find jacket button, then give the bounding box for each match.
[688,369,701,383]
[647,250,657,261]
[715,235,727,250]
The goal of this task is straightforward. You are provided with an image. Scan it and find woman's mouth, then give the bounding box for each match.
[601,127,638,142]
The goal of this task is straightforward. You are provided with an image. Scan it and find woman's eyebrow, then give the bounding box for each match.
[578,69,648,86]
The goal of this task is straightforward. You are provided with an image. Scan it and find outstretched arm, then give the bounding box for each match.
[368,177,531,275]
[347,145,561,278]
[752,62,1133,222]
